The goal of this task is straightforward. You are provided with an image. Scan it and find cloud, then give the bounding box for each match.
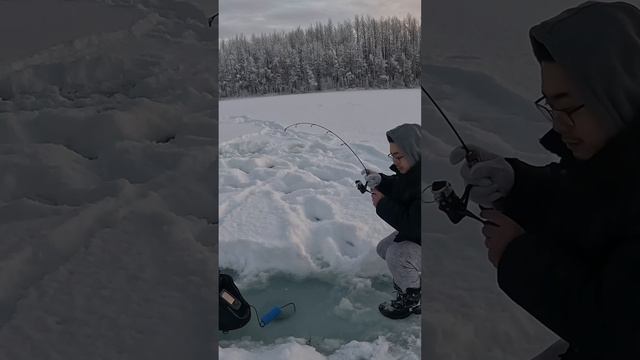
[219,0,419,39]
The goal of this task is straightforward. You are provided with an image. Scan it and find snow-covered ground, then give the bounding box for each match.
[219,89,421,359]
[218,75,560,359]
[0,0,218,359]
[3,0,630,358]
[421,2,640,358]
[421,64,558,359]
[423,0,640,99]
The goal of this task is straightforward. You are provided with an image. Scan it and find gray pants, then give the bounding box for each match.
[376,231,421,292]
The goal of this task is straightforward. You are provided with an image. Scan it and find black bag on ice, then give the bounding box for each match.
[219,272,251,332]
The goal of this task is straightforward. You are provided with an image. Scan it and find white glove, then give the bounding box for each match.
[361,168,382,189]
[449,144,515,206]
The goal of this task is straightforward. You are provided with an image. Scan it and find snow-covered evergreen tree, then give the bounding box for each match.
[219,15,420,98]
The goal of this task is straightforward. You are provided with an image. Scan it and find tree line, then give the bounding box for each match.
[219,15,421,98]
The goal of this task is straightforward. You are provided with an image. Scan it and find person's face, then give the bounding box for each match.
[539,62,614,160]
[389,142,411,174]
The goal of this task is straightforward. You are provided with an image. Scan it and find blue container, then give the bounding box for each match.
[260,306,283,326]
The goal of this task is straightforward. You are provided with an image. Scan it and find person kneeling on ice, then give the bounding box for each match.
[449,2,640,359]
[362,123,421,320]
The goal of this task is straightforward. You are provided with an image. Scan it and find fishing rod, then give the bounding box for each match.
[208,12,219,27]
[283,122,367,170]
[421,85,470,159]
[283,122,372,193]
[421,85,479,165]
[421,84,493,225]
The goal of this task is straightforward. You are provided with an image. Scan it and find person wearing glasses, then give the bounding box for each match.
[362,123,422,319]
[449,2,640,359]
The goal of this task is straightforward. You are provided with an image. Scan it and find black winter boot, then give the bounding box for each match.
[378,283,421,319]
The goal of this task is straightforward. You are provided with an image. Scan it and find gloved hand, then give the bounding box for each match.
[361,169,382,189]
[449,144,515,206]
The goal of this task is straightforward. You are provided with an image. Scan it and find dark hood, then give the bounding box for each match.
[386,123,422,167]
[530,1,640,133]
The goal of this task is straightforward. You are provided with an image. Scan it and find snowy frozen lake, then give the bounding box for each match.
[0,0,620,357]
[219,75,558,359]
[219,89,422,359]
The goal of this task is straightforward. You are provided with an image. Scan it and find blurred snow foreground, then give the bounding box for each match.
[0,0,219,359]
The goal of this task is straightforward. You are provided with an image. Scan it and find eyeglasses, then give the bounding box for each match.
[388,153,405,161]
[535,95,585,127]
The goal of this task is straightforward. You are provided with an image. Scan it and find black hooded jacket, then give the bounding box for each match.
[495,3,640,357]
[497,123,640,359]
[375,161,421,246]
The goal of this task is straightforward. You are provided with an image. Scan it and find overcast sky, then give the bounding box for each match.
[219,0,420,39]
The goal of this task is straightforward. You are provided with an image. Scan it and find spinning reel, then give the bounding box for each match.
[355,179,371,194]
[428,181,489,225]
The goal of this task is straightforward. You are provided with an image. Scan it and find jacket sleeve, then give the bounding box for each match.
[375,173,396,195]
[375,195,421,243]
[497,232,640,357]
[498,158,564,234]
